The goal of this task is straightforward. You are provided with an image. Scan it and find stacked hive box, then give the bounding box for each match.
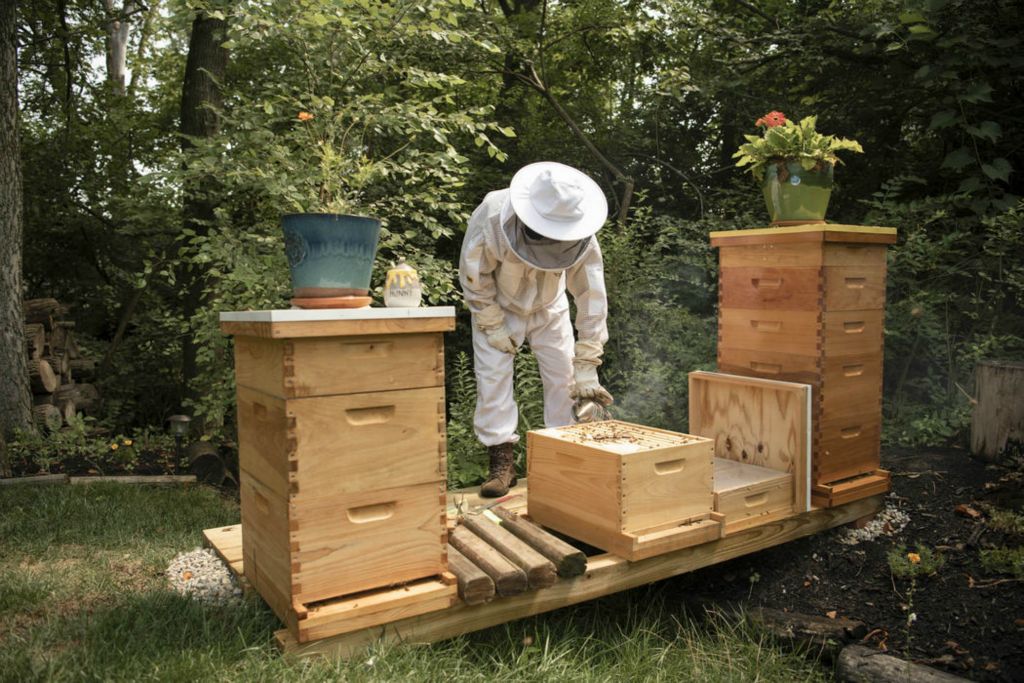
[220,308,455,635]
[711,225,897,506]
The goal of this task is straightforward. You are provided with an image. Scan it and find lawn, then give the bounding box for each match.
[0,483,826,682]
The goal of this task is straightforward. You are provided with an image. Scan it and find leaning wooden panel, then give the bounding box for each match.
[688,371,812,512]
[273,496,885,659]
[288,386,446,497]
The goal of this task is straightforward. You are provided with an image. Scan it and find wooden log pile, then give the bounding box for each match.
[447,506,587,605]
[23,298,100,432]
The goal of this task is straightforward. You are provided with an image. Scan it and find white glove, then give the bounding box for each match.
[476,303,517,355]
[486,326,518,355]
[571,363,613,406]
[571,340,612,406]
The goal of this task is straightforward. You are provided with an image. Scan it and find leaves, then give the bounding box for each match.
[981,158,1013,183]
[941,147,974,171]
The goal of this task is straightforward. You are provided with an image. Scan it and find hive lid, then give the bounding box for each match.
[534,420,706,454]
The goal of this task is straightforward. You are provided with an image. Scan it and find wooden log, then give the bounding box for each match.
[28,359,58,394]
[491,506,587,578]
[970,360,1024,461]
[23,298,60,328]
[460,514,557,589]
[749,608,867,660]
[447,525,527,597]
[24,323,45,360]
[69,475,197,485]
[0,474,69,486]
[57,399,77,425]
[33,404,63,433]
[69,358,96,381]
[55,383,100,414]
[33,393,55,407]
[836,645,969,683]
[447,546,495,605]
[43,352,69,377]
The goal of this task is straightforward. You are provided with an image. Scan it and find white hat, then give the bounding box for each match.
[508,161,608,241]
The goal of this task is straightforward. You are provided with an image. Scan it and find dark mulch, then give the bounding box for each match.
[667,447,1024,681]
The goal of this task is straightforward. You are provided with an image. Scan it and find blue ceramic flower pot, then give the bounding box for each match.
[281,213,381,298]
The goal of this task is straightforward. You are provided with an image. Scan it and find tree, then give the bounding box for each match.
[178,6,229,409]
[0,0,33,470]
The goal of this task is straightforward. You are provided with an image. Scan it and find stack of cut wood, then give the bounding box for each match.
[23,298,101,433]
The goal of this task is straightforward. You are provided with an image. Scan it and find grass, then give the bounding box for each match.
[0,484,827,682]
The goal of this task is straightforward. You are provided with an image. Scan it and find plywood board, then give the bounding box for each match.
[689,371,812,511]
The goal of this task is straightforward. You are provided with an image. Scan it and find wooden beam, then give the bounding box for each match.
[490,506,586,578]
[274,495,883,658]
[460,514,557,589]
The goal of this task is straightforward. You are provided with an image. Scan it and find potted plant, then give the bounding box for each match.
[733,112,863,225]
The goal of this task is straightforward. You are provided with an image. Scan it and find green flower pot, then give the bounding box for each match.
[281,213,381,299]
[761,160,833,225]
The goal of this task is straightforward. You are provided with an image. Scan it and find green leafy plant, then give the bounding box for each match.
[979,547,1024,579]
[887,543,945,579]
[733,112,863,181]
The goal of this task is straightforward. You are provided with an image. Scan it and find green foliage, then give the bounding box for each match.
[887,544,945,579]
[979,546,1024,579]
[445,348,545,489]
[980,505,1024,536]
[733,115,863,181]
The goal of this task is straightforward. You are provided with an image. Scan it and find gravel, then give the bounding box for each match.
[166,548,243,605]
[835,495,911,546]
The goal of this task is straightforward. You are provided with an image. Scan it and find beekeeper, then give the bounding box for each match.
[459,161,613,498]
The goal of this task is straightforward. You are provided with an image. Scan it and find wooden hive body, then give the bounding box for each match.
[528,421,722,560]
[711,225,895,506]
[222,309,454,639]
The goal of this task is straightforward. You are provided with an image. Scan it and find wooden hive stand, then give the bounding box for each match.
[711,224,897,506]
[220,307,456,642]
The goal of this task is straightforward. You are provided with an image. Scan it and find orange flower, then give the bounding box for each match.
[297,111,314,122]
[755,111,787,128]
[907,552,921,564]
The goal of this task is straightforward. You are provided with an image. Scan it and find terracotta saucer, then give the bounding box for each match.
[290,296,373,309]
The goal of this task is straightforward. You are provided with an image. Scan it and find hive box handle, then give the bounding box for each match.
[654,458,685,475]
[751,361,782,374]
[340,340,394,358]
[843,364,864,377]
[840,426,862,439]
[844,277,867,289]
[751,277,782,289]
[347,502,396,523]
[744,492,768,507]
[843,321,866,334]
[345,405,396,425]
[750,319,782,332]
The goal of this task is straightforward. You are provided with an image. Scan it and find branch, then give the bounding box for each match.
[512,61,634,227]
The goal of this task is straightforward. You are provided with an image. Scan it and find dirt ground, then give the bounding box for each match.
[668,447,1024,681]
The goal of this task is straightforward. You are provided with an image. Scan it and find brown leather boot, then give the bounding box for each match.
[480,442,517,498]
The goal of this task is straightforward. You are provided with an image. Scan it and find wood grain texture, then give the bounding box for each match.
[713,459,793,534]
[822,310,884,357]
[460,514,557,589]
[970,360,1024,460]
[447,545,495,605]
[717,348,822,385]
[288,386,446,497]
[236,387,292,498]
[689,371,811,511]
[221,316,454,339]
[719,308,821,357]
[292,481,447,603]
[719,266,821,310]
[271,496,884,658]
[448,525,527,597]
[823,266,887,310]
[490,506,587,578]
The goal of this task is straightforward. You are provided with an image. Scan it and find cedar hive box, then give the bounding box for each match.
[527,421,722,560]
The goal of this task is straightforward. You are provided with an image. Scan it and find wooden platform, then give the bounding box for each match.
[204,481,882,659]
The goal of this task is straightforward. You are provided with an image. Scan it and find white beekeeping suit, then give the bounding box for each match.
[458,161,612,497]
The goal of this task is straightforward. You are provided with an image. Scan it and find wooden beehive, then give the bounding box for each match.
[527,421,722,560]
[711,225,896,506]
[221,308,455,639]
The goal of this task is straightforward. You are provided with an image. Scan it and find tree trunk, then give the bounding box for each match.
[0,0,33,452]
[57,399,77,425]
[970,360,1024,460]
[55,383,100,414]
[836,645,968,682]
[178,9,229,409]
[102,0,135,96]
